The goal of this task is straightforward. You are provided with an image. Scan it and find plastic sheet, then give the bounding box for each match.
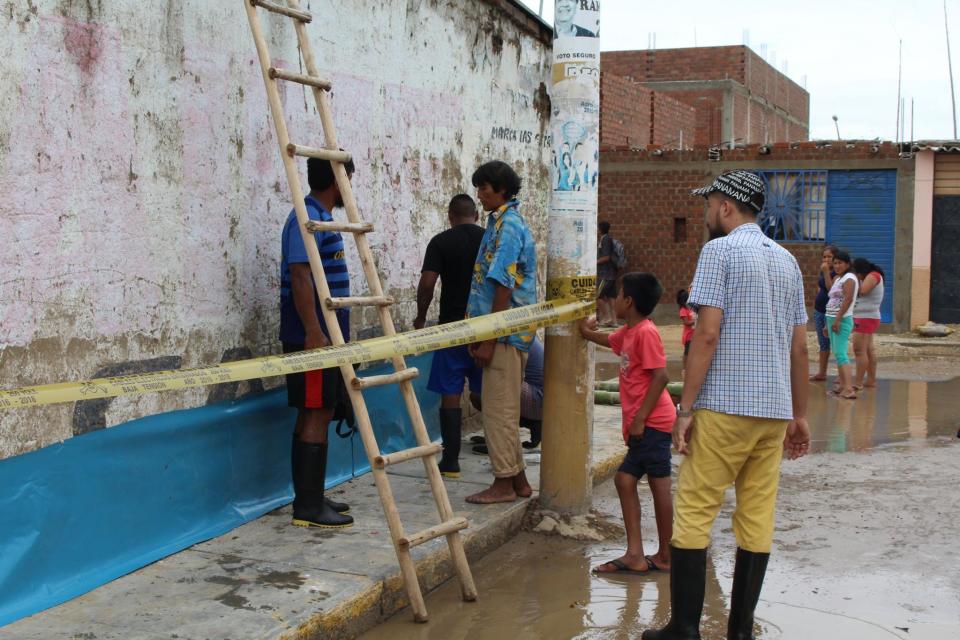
[0,354,438,626]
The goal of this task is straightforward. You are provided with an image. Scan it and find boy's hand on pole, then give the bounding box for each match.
[580,315,598,337]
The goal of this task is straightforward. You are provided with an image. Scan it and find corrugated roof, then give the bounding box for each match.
[909,140,960,153]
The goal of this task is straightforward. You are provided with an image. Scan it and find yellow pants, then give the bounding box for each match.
[672,409,788,553]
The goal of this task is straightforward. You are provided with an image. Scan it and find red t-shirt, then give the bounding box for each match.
[679,307,696,345]
[608,319,675,442]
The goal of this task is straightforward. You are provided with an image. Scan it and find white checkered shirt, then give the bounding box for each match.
[688,223,807,420]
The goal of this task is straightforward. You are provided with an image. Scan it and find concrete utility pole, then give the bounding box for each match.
[540,0,601,513]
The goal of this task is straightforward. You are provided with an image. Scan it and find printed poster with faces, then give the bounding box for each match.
[549,0,600,214]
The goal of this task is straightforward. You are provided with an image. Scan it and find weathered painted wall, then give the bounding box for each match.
[0,0,553,459]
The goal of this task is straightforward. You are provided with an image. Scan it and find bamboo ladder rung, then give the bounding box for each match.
[373,443,443,469]
[325,295,394,309]
[399,517,470,549]
[352,367,419,390]
[250,0,312,22]
[269,67,332,91]
[305,220,374,235]
[287,143,352,164]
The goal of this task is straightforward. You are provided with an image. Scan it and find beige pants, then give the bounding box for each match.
[481,343,528,478]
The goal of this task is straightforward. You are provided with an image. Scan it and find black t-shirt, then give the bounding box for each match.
[422,223,486,324]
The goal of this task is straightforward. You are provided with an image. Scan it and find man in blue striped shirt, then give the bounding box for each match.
[279,157,354,530]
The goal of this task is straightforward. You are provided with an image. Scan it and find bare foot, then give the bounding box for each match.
[863,380,877,388]
[513,471,533,498]
[809,373,827,381]
[466,478,517,504]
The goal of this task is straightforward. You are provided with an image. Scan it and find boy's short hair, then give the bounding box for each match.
[448,194,477,218]
[618,272,663,317]
[676,289,689,307]
[598,221,611,234]
[471,161,522,199]
[308,156,355,192]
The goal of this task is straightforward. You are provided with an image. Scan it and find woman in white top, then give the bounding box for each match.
[825,249,859,399]
[852,258,885,389]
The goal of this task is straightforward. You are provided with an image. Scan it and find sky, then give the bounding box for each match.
[518,0,960,141]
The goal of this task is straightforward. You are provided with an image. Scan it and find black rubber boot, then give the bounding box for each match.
[291,439,353,528]
[291,434,349,514]
[726,548,770,640]
[522,419,542,449]
[641,546,707,640]
[324,496,349,514]
[438,408,462,477]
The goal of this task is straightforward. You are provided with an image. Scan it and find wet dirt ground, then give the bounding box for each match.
[364,339,960,640]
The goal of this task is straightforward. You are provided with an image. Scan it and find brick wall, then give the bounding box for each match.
[652,91,698,148]
[601,73,698,148]
[601,46,810,145]
[783,243,827,308]
[600,73,651,147]
[599,141,903,323]
[603,46,748,84]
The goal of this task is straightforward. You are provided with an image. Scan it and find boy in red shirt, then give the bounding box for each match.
[581,272,674,574]
[677,289,696,376]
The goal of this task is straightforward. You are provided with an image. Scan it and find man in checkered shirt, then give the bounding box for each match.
[643,170,811,640]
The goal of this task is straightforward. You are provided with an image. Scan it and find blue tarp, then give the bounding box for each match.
[0,353,438,626]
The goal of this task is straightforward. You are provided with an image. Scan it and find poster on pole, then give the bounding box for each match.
[546,0,600,334]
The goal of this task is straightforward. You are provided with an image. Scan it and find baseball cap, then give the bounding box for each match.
[691,170,766,213]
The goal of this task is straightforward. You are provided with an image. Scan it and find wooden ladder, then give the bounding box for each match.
[243,0,477,621]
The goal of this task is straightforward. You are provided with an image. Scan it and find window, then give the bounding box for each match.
[673,217,687,243]
[757,170,827,242]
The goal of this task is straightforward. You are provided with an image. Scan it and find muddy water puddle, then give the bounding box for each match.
[362,532,720,640]
[362,366,960,639]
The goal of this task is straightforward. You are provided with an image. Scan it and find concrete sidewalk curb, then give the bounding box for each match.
[285,445,625,640]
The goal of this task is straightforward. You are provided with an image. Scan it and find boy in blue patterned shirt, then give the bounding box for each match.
[464,161,538,504]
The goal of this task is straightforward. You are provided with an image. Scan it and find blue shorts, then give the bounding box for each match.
[813,310,830,353]
[427,345,482,397]
[618,429,672,479]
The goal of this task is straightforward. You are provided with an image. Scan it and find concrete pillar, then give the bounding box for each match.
[540,0,600,514]
[911,150,935,328]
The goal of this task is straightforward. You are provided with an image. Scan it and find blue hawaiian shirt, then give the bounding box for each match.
[466,199,538,352]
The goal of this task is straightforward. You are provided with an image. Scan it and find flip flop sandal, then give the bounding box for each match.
[592,558,649,576]
[644,555,667,572]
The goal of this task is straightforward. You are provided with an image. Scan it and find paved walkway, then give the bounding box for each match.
[1,406,625,640]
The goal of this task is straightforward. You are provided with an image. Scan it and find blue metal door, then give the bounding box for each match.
[826,170,897,323]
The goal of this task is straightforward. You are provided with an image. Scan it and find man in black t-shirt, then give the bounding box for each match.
[414,194,486,477]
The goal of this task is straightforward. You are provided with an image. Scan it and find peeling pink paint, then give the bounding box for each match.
[0,15,145,346]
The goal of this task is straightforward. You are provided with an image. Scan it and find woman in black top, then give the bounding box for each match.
[810,245,838,381]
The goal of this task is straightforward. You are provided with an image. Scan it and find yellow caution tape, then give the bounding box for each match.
[0,298,594,410]
[546,275,597,302]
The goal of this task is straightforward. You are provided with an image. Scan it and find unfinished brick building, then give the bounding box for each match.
[601,45,809,148]
[597,141,945,334]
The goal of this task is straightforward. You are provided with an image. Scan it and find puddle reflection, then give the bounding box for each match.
[807,377,960,453]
